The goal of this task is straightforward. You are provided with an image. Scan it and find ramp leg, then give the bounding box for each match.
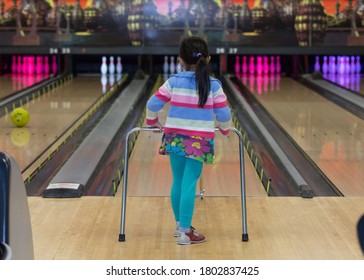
[231,128,249,241]
[119,128,140,242]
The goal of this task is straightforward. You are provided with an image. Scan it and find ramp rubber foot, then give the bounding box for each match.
[119,234,126,242]
[242,233,249,242]
[299,185,314,198]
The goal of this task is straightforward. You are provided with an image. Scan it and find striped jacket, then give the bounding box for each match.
[146,71,231,138]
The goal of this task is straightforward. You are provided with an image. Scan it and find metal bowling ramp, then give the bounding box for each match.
[0,151,34,260]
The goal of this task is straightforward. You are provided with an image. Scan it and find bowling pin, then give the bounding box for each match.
[44,56,50,75]
[109,56,115,75]
[322,56,328,74]
[249,56,255,74]
[170,56,176,74]
[335,56,340,74]
[256,56,263,75]
[335,55,340,73]
[350,56,356,74]
[116,56,123,74]
[163,56,169,74]
[356,56,361,74]
[345,56,350,74]
[338,56,345,74]
[329,56,336,74]
[101,56,108,75]
[314,56,320,72]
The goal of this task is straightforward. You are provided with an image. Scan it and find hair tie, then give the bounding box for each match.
[193,52,202,58]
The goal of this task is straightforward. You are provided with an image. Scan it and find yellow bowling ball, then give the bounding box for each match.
[10,107,30,128]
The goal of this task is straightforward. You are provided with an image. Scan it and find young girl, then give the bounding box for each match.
[146,36,232,245]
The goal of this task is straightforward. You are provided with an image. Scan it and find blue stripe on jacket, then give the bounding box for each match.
[168,106,214,121]
[147,95,166,112]
[214,107,232,122]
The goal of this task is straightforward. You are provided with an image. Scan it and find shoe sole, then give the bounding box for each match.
[177,238,206,245]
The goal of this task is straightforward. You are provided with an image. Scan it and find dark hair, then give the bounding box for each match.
[179,36,210,108]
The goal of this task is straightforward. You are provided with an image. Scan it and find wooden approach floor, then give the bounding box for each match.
[28,196,364,260]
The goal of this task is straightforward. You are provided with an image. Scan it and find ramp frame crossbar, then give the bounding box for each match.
[118,127,249,242]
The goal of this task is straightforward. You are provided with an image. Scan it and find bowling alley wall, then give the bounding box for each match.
[1,1,364,77]
[0,0,364,48]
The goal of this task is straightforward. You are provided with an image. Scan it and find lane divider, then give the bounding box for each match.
[230,106,271,195]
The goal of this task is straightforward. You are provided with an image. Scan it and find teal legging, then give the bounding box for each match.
[169,154,203,229]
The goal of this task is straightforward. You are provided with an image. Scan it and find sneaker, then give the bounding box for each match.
[174,225,195,237]
[177,227,206,245]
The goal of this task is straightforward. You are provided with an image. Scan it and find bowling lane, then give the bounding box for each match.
[0,76,108,173]
[0,74,51,100]
[239,74,364,196]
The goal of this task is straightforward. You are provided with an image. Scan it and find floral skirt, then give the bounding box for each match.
[159,133,214,164]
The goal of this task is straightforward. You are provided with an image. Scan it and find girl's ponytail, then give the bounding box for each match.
[195,54,210,108]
